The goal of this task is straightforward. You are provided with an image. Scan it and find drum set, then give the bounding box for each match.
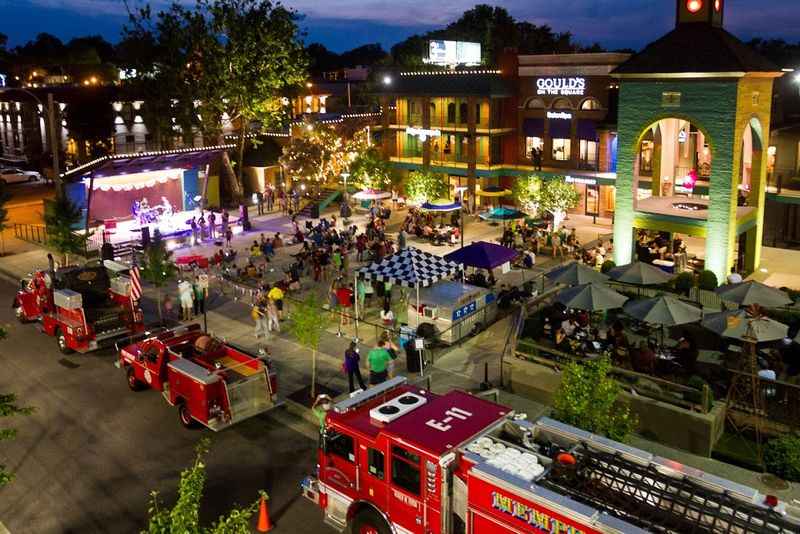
[132,196,174,226]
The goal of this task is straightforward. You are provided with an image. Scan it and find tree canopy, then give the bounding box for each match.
[511,175,542,216]
[390,4,601,66]
[404,170,449,205]
[539,177,581,230]
[279,123,368,186]
[44,196,91,265]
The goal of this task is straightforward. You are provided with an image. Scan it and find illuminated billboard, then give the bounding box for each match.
[427,40,481,65]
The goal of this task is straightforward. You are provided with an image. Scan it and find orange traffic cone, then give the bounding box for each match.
[257,495,273,532]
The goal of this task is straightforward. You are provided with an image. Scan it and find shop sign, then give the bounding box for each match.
[547,111,572,120]
[536,77,586,96]
[406,127,442,141]
[452,300,478,321]
[565,176,597,186]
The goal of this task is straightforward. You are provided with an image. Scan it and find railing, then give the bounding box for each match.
[13,222,49,245]
[605,280,725,311]
[514,338,713,414]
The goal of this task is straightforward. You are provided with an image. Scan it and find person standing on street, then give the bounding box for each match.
[192,278,205,317]
[367,344,392,385]
[179,280,194,321]
[344,341,367,392]
[268,284,285,320]
[266,297,280,333]
[256,191,265,216]
[252,295,268,338]
[208,211,217,240]
[266,186,274,212]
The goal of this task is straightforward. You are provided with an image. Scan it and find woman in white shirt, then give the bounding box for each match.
[380,303,395,327]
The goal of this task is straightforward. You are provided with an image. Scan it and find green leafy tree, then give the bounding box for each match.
[0,326,34,487]
[45,196,91,265]
[279,123,367,192]
[200,0,309,199]
[144,438,264,533]
[512,175,542,216]
[404,170,448,205]
[539,178,580,230]
[288,294,331,399]
[553,357,637,443]
[350,147,395,191]
[140,234,177,324]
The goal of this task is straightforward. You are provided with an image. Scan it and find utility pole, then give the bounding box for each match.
[47,93,62,198]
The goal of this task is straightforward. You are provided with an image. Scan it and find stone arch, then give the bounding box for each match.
[551,98,572,110]
[523,97,545,109]
[579,97,603,110]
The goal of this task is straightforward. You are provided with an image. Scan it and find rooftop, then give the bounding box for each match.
[612,25,779,77]
[378,71,514,98]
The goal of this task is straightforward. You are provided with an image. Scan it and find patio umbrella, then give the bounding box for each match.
[556,283,628,312]
[702,309,788,343]
[475,185,511,197]
[624,295,702,345]
[444,241,518,270]
[420,199,462,212]
[714,281,792,308]
[546,261,608,286]
[478,206,527,221]
[608,261,675,286]
[352,189,391,200]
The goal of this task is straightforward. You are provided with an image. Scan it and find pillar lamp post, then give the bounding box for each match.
[456,186,468,249]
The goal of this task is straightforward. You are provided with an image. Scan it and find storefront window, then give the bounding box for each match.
[639,140,654,176]
[552,139,571,161]
[580,98,602,110]
[579,140,598,168]
[525,137,543,158]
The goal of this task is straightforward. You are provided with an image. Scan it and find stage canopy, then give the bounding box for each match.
[357,247,461,288]
[64,147,225,181]
[444,241,517,270]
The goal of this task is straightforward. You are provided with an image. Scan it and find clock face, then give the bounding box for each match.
[715,0,722,11]
[687,0,703,13]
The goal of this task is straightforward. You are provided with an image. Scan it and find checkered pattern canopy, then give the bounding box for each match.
[357,247,462,288]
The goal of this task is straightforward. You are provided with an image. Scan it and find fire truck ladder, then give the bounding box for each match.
[538,447,798,534]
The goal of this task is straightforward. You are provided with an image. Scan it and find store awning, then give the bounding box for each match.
[522,118,544,137]
[577,119,599,141]
[548,118,572,140]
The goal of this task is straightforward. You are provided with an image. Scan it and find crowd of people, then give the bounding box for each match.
[401,208,461,246]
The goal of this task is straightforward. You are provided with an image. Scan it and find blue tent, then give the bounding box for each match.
[444,241,518,270]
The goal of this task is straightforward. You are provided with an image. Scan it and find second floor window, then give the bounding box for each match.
[447,103,456,123]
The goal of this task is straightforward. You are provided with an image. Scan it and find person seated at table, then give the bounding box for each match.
[450,227,460,245]
[631,340,656,374]
[422,224,434,237]
[575,310,590,328]
[561,317,579,337]
[470,270,487,287]
[675,333,699,374]
[487,271,497,288]
[250,240,262,257]
[610,320,629,365]
[554,327,571,352]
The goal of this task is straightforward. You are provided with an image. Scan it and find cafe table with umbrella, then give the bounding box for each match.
[556,283,628,312]
[478,206,527,223]
[702,309,789,344]
[715,280,793,308]
[623,295,702,347]
[608,261,675,286]
[546,261,608,287]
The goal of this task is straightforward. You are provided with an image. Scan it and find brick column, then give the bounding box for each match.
[467,96,478,211]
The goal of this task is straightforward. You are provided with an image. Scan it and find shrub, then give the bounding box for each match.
[552,357,638,443]
[600,260,616,273]
[673,272,695,295]
[698,270,718,291]
[764,434,800,482]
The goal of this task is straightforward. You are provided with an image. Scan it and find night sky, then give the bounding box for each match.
[1,0,799,52]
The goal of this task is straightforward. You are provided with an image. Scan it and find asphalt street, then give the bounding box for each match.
[0,278,330,534]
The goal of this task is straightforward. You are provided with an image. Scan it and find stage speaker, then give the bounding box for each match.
[101,242,115,261]
[141,226,151,248]
[240,205,252,232]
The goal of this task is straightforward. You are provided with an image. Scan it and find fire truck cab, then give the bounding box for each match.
[14,260,144,353]
[303,377,800,534]
[118,324,278,430]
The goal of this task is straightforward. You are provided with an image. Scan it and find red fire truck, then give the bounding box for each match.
[13,260,144,353]
[118,324,278,430]
[302,377,800,534]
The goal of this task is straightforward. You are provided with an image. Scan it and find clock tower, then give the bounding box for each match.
[676,0,724,27]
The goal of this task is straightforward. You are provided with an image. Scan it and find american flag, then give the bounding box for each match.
[130,258,142,302]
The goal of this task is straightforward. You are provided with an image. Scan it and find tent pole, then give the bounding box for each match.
[354,271,359,341]
[416,283,423,377]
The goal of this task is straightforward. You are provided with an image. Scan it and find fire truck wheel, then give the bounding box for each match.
[56,329,74,354]
[350,508,391,534]
[177,402,198,429]
[126,368,143,391]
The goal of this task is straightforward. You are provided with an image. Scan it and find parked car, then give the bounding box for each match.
[0,167,41,184]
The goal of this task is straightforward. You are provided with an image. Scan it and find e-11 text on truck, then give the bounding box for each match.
[301,377,800,534]
[118,324,277,430]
